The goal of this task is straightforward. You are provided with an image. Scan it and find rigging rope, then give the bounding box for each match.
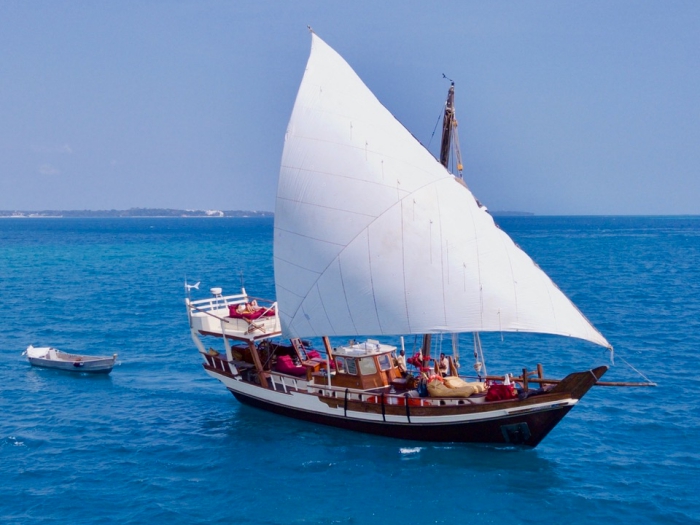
[617,355,655,384]
[427,106,444,151]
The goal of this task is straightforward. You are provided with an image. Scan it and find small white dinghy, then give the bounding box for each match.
[23,345,118,374]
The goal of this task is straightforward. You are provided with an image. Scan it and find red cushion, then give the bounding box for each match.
[275,355,306,377]
[227,306,276,320]
[486,384,517,401]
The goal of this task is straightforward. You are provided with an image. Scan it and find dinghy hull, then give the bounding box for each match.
[25,346,117,374]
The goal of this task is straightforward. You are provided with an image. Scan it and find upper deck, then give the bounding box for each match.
[186,288,281,342]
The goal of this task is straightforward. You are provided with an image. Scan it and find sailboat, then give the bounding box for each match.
[186,33,623,447]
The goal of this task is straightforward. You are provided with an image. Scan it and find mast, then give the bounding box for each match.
[439,82,463,178]
[439,82,455,170]
[432,83,455,371]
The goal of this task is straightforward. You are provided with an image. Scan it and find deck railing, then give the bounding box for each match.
[186,292,281,341]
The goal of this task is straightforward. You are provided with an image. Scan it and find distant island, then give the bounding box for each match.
[1,208,531,218]
[0,208,273,218]
[490,211,534,217]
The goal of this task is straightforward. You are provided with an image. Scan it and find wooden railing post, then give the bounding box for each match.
[522,368,529,391]
[248,340,268,389]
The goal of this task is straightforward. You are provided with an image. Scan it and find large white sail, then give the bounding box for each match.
[274,34,610,349]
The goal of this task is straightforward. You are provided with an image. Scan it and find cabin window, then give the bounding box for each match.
[377,354,391,371]
[346,358,358,375]
[358,357,377,375]
[335,356,347,374]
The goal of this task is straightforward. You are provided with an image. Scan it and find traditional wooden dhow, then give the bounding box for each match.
[185,32,653,447]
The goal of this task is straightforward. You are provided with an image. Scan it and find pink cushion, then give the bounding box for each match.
[275,355,307,377]
[306,350,336,370]
[228,305,276,319]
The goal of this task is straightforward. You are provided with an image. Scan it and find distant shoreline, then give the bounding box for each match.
[490,211,534,217]
[0,208,273,218]
[0,208,535,218]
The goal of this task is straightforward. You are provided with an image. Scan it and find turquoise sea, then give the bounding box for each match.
[1,216,698,524]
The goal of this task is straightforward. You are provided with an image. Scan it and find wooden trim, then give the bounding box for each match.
[322,336,334,360]
[551,365,608,399]
[248,340,269,389]
[421,334,432,360]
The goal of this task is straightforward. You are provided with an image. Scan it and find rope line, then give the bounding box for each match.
[617,356,655,384]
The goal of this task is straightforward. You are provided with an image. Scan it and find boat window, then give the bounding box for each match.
[346,358,358,375]
[377,354,391,371]
[335,356,347,374]
[358,357,377,375]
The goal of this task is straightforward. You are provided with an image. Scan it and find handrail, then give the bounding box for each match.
[189,293,276,307]
[480,374,656,388]
[188,303,234,324]
[268,370,304,393]
[189,293,247,307]
[188,300,279,326]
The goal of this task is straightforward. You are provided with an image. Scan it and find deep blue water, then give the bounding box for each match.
[1,216,698,524]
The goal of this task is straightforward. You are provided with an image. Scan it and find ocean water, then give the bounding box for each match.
[1,216,698,524]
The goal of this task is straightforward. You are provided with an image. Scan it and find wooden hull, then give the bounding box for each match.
[231,389,573,446]
[209,364,608,447]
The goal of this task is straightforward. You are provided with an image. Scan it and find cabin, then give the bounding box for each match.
[311,340,403,390]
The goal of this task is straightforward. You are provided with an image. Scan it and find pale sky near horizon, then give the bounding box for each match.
[1,1,698,215]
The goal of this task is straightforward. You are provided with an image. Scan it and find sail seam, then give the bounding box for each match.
[366,228,384,333]
[337,257,359,334]
[463,189,485,330]
[400,198,411,333]
[298,303,319,338]
[275,282,306,300]
[315,281,338,335]
[435,184,448,327]
[531,250,559,335]
[273,254,323,275]
[277,195,378,218]
[495,227,520,325]
[274,226,346,247]
[282,135,439,187]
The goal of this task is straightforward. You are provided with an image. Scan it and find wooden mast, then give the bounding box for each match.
[430,83,457,372]
[438,82,466,375]
[425,84,457,372]
[439,81,463,178]
[439,82,455,170]
[421,334,432,362]
[322,336,334,361]
[248,339,269,389]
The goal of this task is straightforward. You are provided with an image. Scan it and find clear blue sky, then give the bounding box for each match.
[1,1,698,214]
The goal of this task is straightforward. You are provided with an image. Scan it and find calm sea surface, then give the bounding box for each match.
[1,217,698,524]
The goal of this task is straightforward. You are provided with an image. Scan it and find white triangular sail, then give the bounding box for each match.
[274,34,610,349]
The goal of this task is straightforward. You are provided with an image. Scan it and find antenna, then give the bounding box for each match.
[184,277,200,300]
